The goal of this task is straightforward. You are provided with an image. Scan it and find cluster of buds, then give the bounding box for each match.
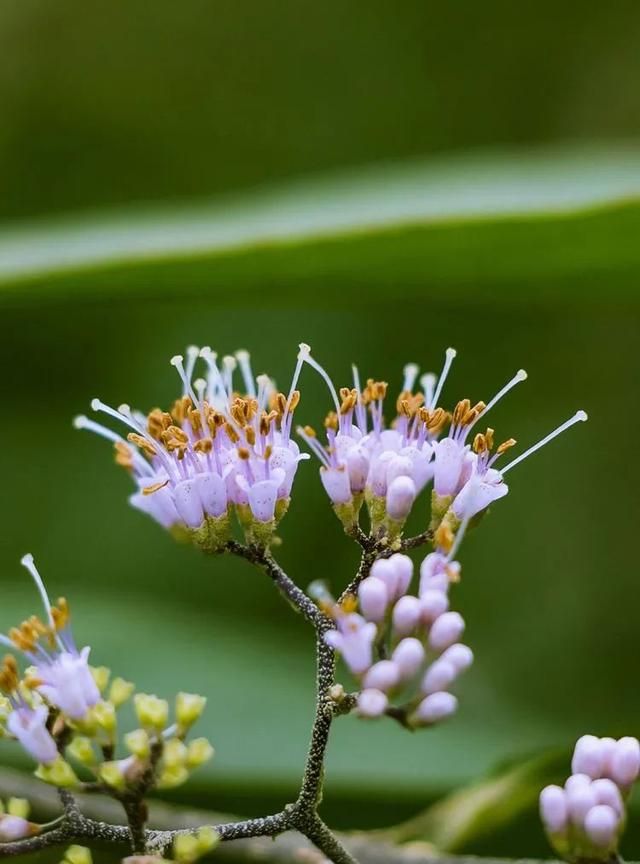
[322,546,472,728]
[61,827,221,864]
[540,735,640,860]
[297,345,587,539]
[0,557,213,797]
[75,347,309,549]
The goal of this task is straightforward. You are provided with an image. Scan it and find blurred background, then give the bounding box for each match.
[1,1,640,860]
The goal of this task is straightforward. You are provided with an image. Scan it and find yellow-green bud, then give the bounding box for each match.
[172,832,200,863]
[156,764,189,790]
[109,677,135,708]
[35,756,78,788]
[186,738,214,769]
[134,694,169,731]
[91,667,111,693]
[7,798,29,819]
[176,693,206,730]
[67,736,96,766]
[124,729,150,760]
[63,845,93,864]
[99,760,128,791]
[92,701,117,733]
[196,826,220,854]
[163,738,188,769]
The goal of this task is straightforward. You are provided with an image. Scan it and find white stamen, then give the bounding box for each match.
[20,554,55,630]
[501,410,588,475]
[431,348,457,408]
[256,374,273,412]
[420,373,436,408]
[73,415,153,474]
[447,515,471,561]
[282,350,306,431]
[235,350,256,398]
[200,348,226,403]
[170,354,198,403]
[468,369,527,432]
[402,363,420,393]
[185,346,200,384]
[222,355,237,398]
[298,344,341,414]
[296,425,330,468]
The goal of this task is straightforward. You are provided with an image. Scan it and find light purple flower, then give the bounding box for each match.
[324,613,376,676]
[7,705,57,765]
[75,346,308,532]
[0,814,33,842]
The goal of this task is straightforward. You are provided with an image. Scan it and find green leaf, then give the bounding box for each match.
[0,144,639,302]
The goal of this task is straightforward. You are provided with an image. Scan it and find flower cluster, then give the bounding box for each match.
[297,344,587,538]
[540,735,640,860]
[323,544,472,728]
[75,347,308,549]
[0,557,213,796]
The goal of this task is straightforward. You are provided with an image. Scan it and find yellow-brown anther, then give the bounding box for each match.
[147,409,172,439]
[260,410,278,436]
[237,447,250,461]
[324,412,338,430]
[171,396,192,424]
[473,433,486,454]
[434,521,455,554]
[396,391,424,417]
[496,437,517,455]
[114,441,134,470]
[303,425,317,438]
[287,390,301,412]
[0,655,19,693]
[340,594,358,614]
[419,407,450,435]
[163,426,189,445]
[224,423,240,444]
[9,626,35,652]
[231,399,248,427]
[126,433,157,458]
[194,437,213,454]
[263,444,273,460]
[51,599,70,633]
[245,426,256,446]
[363,379,388,403]
[142,479,170,496]
[272,393,287,416]
[340,393,357,415]
[452,399,471,425]
[187,407,202,433]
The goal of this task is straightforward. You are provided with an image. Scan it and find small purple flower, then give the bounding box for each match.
[0,814,34,842]
[75,346,308,539]
[6,704,58,765]
[324,613,376,677]
[0,556,100,723]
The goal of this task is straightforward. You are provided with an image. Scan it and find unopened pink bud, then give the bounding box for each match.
[412,692,458,726]
[357,688,388,718]
[610,736,640,787]
[386,476,416,521]
[566,782,597,824]
[358,576,389,623]
[539,785,568,834]
[572,734,604,779]
[392,596,422,637]
[392,638,425,679]
[422,659,457,695]
[591,779,623,815]
[564,773,591,794]
[420,589,449,624]
[584,804,619,848]
[363,660,401,693]
[428,611,465,652]
[370,558,400,600]
[440,643,474,672]
[388,554,414,597]
[0,815,32,842]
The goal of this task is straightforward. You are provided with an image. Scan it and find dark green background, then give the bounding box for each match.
[1,2,640,859]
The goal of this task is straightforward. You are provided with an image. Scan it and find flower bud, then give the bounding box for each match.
[157,764,190,790]
[134,694,169,731]
[67,736,96,766]
[539,785,568,834]
[92,701,117,733]
[392,596,422,637]
[63,846,92,864]
[428,611,465,652]
[91,666,111,694]
[440,643,474,672]
[0,815,33,842]
[370,558,400,601]
[195,826,220,855]
[356,688,388,718]
[584,804,619,848]
[611,736,640,787]
[572,734,604,779]
[186,737,215,768]
[566,781,597,823]
[591,778,623,815]
[163,738,188,769]
[363,661,401,693]
[99,760,130,791]
[411,692,458,726]
[564,772,591,793]
[386,476,416,521]
[7,799,29,819]
[388,554,413,598]
[421,660,457,695]
[35,756,79,788]
[358,576,389,623]
[108,678,135,708]
[124,729,151,759]
[176,693,207,730]
[173,833,200,863]
[420,589,449,624]
[391,638,425,680]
